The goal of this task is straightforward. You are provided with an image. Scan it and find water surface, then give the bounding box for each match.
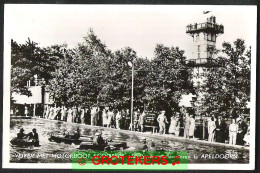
[10,118,249,163]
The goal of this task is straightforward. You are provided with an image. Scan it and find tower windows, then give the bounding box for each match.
[198,53,200,59]
[198,45,200,52]
[206,33,216,42]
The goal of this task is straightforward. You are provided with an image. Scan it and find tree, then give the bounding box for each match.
[11,38,62,95]
[196,39,251,117]
[145,44,193,114]
[48,29,111,107]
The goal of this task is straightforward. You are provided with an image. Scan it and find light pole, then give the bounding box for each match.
[128,61,134,131]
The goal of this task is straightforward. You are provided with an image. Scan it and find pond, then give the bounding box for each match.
[10,118,249,163]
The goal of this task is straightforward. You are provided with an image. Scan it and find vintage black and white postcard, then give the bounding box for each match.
[2,4,257,170]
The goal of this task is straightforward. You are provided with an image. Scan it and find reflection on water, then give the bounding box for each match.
[10,119,249,163]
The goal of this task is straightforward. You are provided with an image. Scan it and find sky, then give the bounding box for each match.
[4,5,257,60]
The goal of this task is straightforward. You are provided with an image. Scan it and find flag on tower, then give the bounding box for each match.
[203,11,211,14]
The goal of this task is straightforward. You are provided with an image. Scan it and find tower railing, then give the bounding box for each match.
[185,58,225,67]
[186,22,224,34]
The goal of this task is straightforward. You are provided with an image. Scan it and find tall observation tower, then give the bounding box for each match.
[184,14,224,115]
[186,15,224,65]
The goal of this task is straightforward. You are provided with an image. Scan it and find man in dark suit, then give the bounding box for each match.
[236,117,248,145]
[215,116,227,143]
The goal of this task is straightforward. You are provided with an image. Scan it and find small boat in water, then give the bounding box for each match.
[11,116,33,120]
[48,134,92,145]
[79,141,127,151]
[10,137,39,147]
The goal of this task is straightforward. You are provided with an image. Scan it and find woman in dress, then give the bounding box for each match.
[208,117,216,142]
[189,114,196,139]
[67,107,73,123]
[168,115,176,135]
[61,106,67,121]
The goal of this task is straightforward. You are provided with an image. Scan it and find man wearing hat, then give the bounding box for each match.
[157,110,169,134]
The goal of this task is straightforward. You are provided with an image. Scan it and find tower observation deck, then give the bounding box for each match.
[186,16,224,67]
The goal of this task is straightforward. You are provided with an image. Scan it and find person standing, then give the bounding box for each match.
[133,111,139,131]
[45,105,49,119]
[174,113,181,137]
[168,115,176,135]
[83,107,89,124]
[184,113,190,138]
[236,117,248,145]
[208,117,216,142]
[85,107,91,124]
[107,108,114,128]
[71,106,76,123]
[153,114,159,133]
[48,106,53,120]
[61,106,66,121]
[116,110,122,129]
[125,109,130,130]
[63,106,68,121]
[138,111,146,132]
[50,106,55,120]
[229,118,238,145]
[215,116,227,143]
[189,114,196,139]
[24,104,28,117]
[80,107,85,124]
[90,107,95,126]
[102,109,108,127]
[157,110,169,134]
[76,106,81,123]
[42,105,46,118]
[243,119,250,146]
[121,109,126,129]
[56,106,61,120]
[67,107,73,123]
[94,107,99,126]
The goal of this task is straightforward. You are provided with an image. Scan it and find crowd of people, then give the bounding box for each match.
[40,104,250,147]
